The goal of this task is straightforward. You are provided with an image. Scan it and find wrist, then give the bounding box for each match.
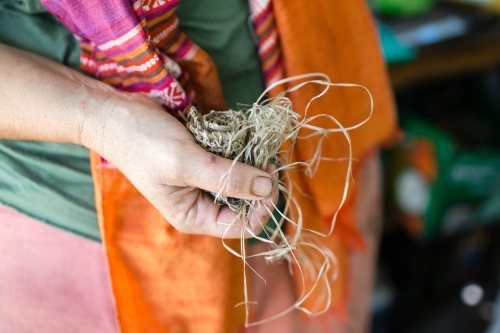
[78,89,170,167]
[77,83,123,155]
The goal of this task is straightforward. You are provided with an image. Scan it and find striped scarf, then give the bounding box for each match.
[41,0,283,112]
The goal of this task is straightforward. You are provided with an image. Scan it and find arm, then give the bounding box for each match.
[0,43,277,237]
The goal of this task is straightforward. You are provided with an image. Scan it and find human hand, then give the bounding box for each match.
[82,92,278,238]
[1,44,275,238]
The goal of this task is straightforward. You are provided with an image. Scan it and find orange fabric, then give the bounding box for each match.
[271,0,396,317]
[92,0,397,332]
[91,153,246,333]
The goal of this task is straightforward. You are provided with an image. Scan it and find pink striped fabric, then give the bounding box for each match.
[42,0,195,111]
[41,0,283,111]
[249,0,284,86]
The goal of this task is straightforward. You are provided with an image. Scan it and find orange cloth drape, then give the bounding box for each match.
[91,0,397,332]
[271,0,397,316]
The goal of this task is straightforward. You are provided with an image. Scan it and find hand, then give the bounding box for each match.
[0,44,278,238]
[83,92,278,238]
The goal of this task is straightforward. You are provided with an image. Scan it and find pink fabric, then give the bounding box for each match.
[41,0,196,111]
[0,204,119,333]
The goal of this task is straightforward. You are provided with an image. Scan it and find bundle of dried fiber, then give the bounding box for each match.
[185,73,373,327]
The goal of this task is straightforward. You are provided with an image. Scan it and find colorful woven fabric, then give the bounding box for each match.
[42,0,197,111]
[42,0,283,111]
[249,0,283,86]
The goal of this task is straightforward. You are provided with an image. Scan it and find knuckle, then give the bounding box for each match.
[168,211,193,234]
[158,192,194,234]
[166,153,185,180]
[223,173,245,198]
[250,223,264,236]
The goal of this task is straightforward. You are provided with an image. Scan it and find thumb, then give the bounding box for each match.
[183,148,277,201]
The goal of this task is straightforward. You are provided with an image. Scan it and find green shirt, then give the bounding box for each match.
[177,0,265,109]
[0,0,265,241]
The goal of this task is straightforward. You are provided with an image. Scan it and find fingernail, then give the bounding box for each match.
[251,176,274,198]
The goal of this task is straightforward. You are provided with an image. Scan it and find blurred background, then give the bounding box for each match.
[368,0,500,332]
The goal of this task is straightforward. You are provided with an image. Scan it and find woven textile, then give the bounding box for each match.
[249,0,283,85]
[42,0,283,111]
[42,0,196,110]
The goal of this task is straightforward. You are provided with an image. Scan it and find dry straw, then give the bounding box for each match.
[186,73,373,327]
